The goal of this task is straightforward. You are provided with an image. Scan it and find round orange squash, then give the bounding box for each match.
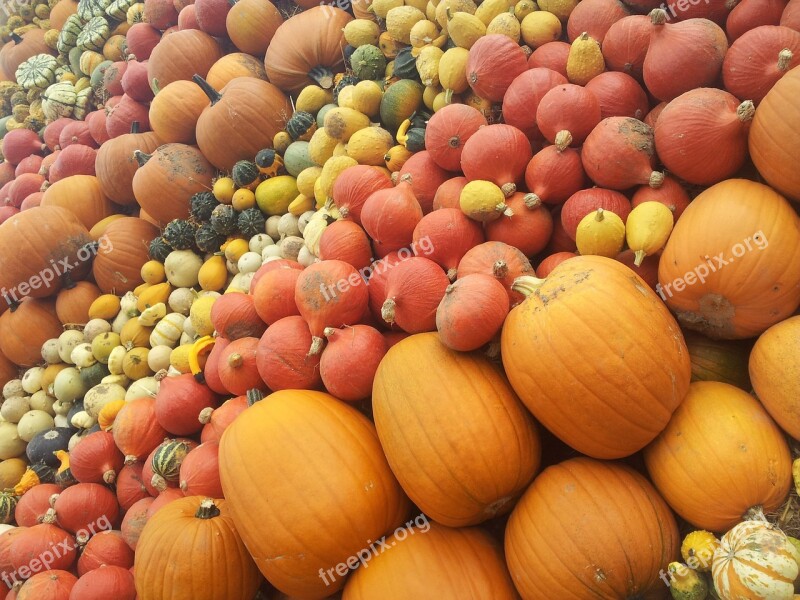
[749,64,800,201]
[205,53,268,89]
[0,297,63,367]
[218,389,410,599]
[148,80,208,144]
[40,175,115,231]
[749,315,800,440]
[657,178,800,339]
[342,522,519,599]
[225,0,283,56]
[134,496,261,600]
[505,457,679,599]
[643,380,792,532]
[146,29,223,91]
[92,217,160,294]
[372,332,541,527]
[501,255,691,459]
[684,330,753,391]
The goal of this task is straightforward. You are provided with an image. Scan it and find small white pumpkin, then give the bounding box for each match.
[41,339,61,364]
[2,380,23,400]
[21,367,45,395]
[0,422,26,460]
[52,367,87,403]
[0,396,30,423]
[277,213,301,238]
[168,288,196,315]
[52,399,74,417]
[107,345,127,375]
[297,246,318,267]
[83,383,126,418]
[100,374,130,387]
[68,429,89,451]
[237,251,262,274]
[57,330,85,364]
[249,233,274,254]
[17,410,55,442]
[83,318,112,342]
[70,410,96,430]
[29,390,56,415]
[150,313,186,348]
[148,345,173,372]
[70,342,97,368]
[111,309,133,334]
[53,414,70,428]
[165,250,204,288]
[261,245,283,261]
[120,291,139,317]
[125,376,159,400]
[138,302,167,327]
[265,215,282,240]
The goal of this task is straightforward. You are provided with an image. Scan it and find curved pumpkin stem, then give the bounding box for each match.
[133,150,152,167]
[61,269,76,290]
[196,498,221,519]
[778,49,793,72]
[648,8,667,25]
[192,74,223,105]
[736,100,755,123]
[131,121,140,134]
[9,33,23,45]
[308,66,334,90]
[511,275,547,297]
[381,298,396,325]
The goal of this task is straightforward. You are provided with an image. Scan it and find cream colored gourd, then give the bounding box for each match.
[138,302,167,327]
[21,368,45,395]
[0,422,26,460]
[150,313,187,348]
[70,343,97,368]
[17,410,55,442]
[83,383,127,417]
[575,208,625,258]
[168,288,196,315]
[164,250,204,288]
[58,330,85,364]
[323,108,371,142]
[125,376,159,400]
[52,367,87,403]
[416,45,444,87]
[0,396,30,423]
[107,345,127,375]
[92,332,121,364]
[625,201,674,266]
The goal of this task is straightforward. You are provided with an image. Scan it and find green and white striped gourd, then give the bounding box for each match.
[151,439,193,491]
[41,81,77,120]
[105,0,136,21]
[73,85,93,120]
[15,53,58,90]
[78,0,112,21]
[56,13,83,54]
[76,16,111,52]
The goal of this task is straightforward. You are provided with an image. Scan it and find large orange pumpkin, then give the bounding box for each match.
[131,143,215,226]
[0,30,54,81]
[194,76,291,171]
[372,332,541,527]
[0,297,63,367]
[148,81,207,144]
[205,53,268,89]
[40,175,115,230]
[505,457,679,599]
[0,206,92,300]
[95,123,162,206]
[92,217,160,294]
[218,389,410,598]
[134,496,261,600]
[342,523,519,599]
[643,381,792,532]
[263,6,352,94]
[501,255,691,459]
[749,64,800,201]
[55,280,102,325]
[657,179,800,339]
[146,29,223,91]
[225,0,283,57]
[749,315,800,441]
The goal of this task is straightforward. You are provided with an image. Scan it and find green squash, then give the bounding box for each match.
[285,111,317,142]
[90,59,113,91]
[283,141,315,178]
[404,126,426,152]
[350,44,387,81]
[68,45,83,76]
[316,103,337,128]
[15,53,58,90]
[380,79,424,132]
[392,46,422,82]
[0,492,16,525]
[0,116,12,138]
[73,86,93,120]
[231,160,260,189]
[57,13,84,54]
[76,16,111,52]
[41,81,77,120]
[151,439,193,489]
[105,0,137,21]
[78,0,112,21]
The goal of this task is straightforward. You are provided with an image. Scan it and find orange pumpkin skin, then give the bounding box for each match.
[684,330,752,390]
[41,175,115,231]
[195,76,291,171]
[55,280,102,325]
[226,0,283,56]
[263,6,352,94]
[219,390,410,598]
[93,217,160,294]
[0,206,92,300]
[149,81,207,145]
[372,332,541,527]
[134,497,261,600]
[643,381,792,532]
[95,126,162,206]
[749,315,800,440]
[16,569,77,600]
[749,64,800,201]
[132,143,215,226]
[505,457,679,599]
[0,298,63,367]
[205,53,268,89]
[0,29,54,81]
[657,179,800,339]
[0,349,17,390]
[342,523,519,599]
[501,255,691,459]
[146,29,223,91]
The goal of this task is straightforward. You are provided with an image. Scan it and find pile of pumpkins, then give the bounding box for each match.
[0,0,799,596]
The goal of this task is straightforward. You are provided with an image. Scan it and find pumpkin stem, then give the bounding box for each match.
[444,88,453,105]
[49,493,59,508]
[195,498,221,519]
[124,454,138,465]
[308,335,324,356]
[778,49,793,71]
[524,193,542,209]
[151,473,168,492]
[323,326,337,338]
[103,469,117,484]
[381,297,396,325]
[198,407,214,424]
[9,33,23,44]
[511,275,547,296]
[130,121,140,134]
[42,507,57,524]
[3,294,19,312]
[496,202,514,217]
[743,505,768,522]
[133,150,152,167]
[633,249,647,267]
[246,388,264,405]
[648,171,664,188]
[192,74,223,105]
[227,353,244,368]
[493,260,508,278]
[554,130,572,152]
[308,66,335,90]
[446,267,457,282]
[648,8,667,25]
[500,183,516,197]
[736,100,755,123]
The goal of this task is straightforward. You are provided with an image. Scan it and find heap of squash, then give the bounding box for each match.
[0,0,799,597]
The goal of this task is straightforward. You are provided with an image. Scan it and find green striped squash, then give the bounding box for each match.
[78,0,112,21]
[105,0,137,21]
[42,81,77,120]
[231,160,261,189]
[151,439,194,491]
[15,53,58,90]
[286,111,317,142]
[0,492,17,525]
[76,16,111,52]
[57,13,84,54]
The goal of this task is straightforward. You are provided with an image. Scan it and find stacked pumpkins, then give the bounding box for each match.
[0,0,798,598]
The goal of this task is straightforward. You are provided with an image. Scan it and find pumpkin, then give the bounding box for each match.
[783,0,800,29]
[524,143,587,206]
[124,23,161,61]
[16,570,76,600]
[712,520,798,600]
[657,179,800,339]
[194,75,291,171]
[505,457,679,599]
[749,60,800,201]
[209,293,266,340]
[411,208,484,280]
[644,381,791,531]
[217,337,264,396]
[47,145,98,183]
[2,129,46,167]
[120,497,153,551]
[601,14,649,80]
[131,144,215,226]
[654,89,754,186]
[465,34,528,102]
[316,325,384,402]
[502,67,567,142]
[436,274,509,351]
[41,175,115,231]
[343,522,519,599]
[70,430,125,485]
[263,6,352,94]
[457,241,535,307]
[226,0,282,56]
[193,0,231,37]
[53,483,120,535]
[42,81,78,121]
[560,187,631,240]
[584,70,650,120]
[154,375,216,436]
[0,299,63,368]
[536,83,602,146]
[501,255,691,459]
[251,265,302,326]
[147,29,222,91]
[55,280,101,325]
[70,565,136,600]
[373,332,539,525]
[115,463,150,511]
[178,441,222,497]
[685,330,752,391]
[631,173,690,221]
[7,174,45,210]
[218,389,409,598]
[722,26,800,106]
[150,438,195,491]
[95,122,162,206]
[10,515,77,576]
[146,488,186,517]
[92,217,159,294]
[318,220,374,271]
[395,151,451,214]
[749,315,800,440]
[14,483,61,527]
[424,103,487,172]
[566,0,631,43]
[15,53,58,90]
[643,8,728,101]
[135,497,260,599]
[206,53,268,90]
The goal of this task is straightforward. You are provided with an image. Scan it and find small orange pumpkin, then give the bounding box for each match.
[205,53,268,89]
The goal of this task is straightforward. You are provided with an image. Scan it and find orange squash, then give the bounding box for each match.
[94,123,162,206]
[749,63,800,201]
[373,332,540,526]
[40,175,115,231]
[501,255,691,459]
[148,80,208,144]
[134,497,261,600]
[146,29,223,91]
[0,298,63,367]
[218,389,410,598]
[343,523,519,599]
[55,280,102,326]
[225,0,283,56]
[657,179,800,339]
[643,381,792,531]
[749,315,800,440]
[205,53,268,89]
[92,217,160,294]
[505,457,679,599]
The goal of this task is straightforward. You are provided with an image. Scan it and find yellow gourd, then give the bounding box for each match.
[432,91,451,111]
[140,260,166,285]
[254,175,299,216]
[308,127,339,166]
[520,10,562,47]
[323,107,371,142]
[448,10,486,48]
[423,84,442,110]
[122,347,152,380]
[273,131,291,154]
[169,344,193,374]
[409,19,440,47]
[537,0,578,20]
[346,126,395,166]
[296,85,333,114]
[120,318,153,350]
[370,0,403,19]
[575,208,625,258]
[350,80,383,117]
[343,19,381,47]
[288,194,315,216]
[189,295,216,337]
[98,399,127,431]
[386,6,427,44]
[439,47,470,102]
[223,238,250,263]
[296,166,322,197]
[434,0,477,27]
[459,180,511,222]
[416,45,444,87]
[91,332,121,364]
[487,9,521,41]
[625,201,674,266]
[336,85,356,110]
[319,155,358,201]
[136,282,172,313]
[566,32,606,85]
[231,188,256,211]
[379,31,404,59]
[198,255,227,292]
[681,531,719,573]
[475,0,514,25]
[384,144,414,171]
[88,294,121,321]
[212,177,235,204]
[665,563,708,600]
[514,0,537,20]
